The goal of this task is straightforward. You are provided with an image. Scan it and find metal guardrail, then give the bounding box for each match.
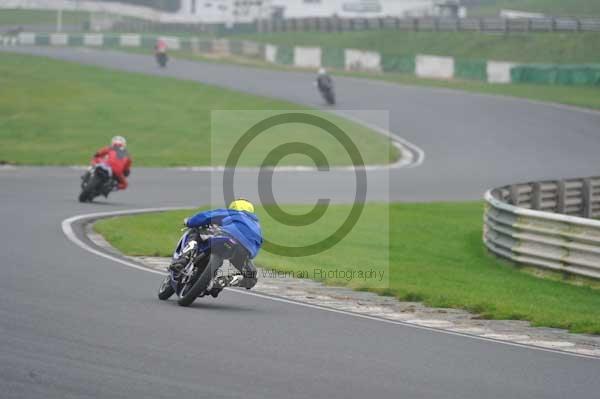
[484,177,600,279]
[257,16,600,34]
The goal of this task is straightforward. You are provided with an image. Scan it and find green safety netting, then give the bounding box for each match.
[229,40,244,55]
[103,35,120,47]
[68,35,84,46]
[194,39,213,53]
[34,34,50,46]
[141,35,157,49]
[454,59,487,81]
[511,64,600,86]
[321,47,345,69]
[275,45,294,65]
[381,53,415,74]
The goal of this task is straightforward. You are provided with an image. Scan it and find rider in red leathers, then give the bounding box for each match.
[92,136,132,191]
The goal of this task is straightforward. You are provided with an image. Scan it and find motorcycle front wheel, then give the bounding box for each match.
[158,275,175,300]
[78,174,101,202]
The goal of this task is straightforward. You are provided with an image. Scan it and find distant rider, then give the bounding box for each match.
[170,199,262,296]
[316,68,333,91]
[155,38,167,54]
[92,136,132,193]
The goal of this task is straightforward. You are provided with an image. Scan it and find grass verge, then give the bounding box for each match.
[468,0,600,17]
[0,52,395,166]
[233,31,600,64]
[95,202,600,334]
[0,9,89,26]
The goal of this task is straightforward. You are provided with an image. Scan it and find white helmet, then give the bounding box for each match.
[318,68,327,75]
[111,135,127,148]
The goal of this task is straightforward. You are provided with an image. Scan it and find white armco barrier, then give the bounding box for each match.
[344,49,381,72]
[160,36,180,50]
[83,34,103,46]
[1,36,17,46]
[18,32,35,45]
[265,44,277,63]
[120,34,140,47]
[487,61,516,84]
[416,55,455,79]
[242,40,261,57]
[294,46,322,68]
[50,33,68,46]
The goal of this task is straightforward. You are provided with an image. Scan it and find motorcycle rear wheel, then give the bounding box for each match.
[177,254,222,307]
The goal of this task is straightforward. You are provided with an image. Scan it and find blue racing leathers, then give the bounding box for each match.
[185,209,263,259]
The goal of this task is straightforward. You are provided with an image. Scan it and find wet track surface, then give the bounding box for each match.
[1,48,600,398]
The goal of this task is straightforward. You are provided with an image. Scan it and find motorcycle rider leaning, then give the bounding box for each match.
[170,199,262,296]
[316,68,333,91]
[92,136,132,194]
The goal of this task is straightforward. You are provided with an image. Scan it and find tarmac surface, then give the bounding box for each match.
[1,47,600,398]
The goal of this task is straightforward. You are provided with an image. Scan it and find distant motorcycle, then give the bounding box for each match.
[155,52,168,68]
[78,163,117,203]
[319,82,336,105]
[158,226,254,307]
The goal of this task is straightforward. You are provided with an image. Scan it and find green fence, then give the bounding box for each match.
[68,35,84,46]
[511,64,600,85]
[34,34,49,46]
[321,47,345,69]
[454,59,487,81]
[381,53,415,74]
[275,45,294,65]
[229,40,244,55]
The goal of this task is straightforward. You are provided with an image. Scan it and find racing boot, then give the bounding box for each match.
[208,274,244,298]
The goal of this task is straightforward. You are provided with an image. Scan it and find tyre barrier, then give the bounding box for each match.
[484,176,600,279]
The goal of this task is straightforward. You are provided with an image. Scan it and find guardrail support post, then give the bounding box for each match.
[532,182,542,210]
[509,185,520,206]
[413,18,419,32]
[582,178,593,218]
[557,180,567,214]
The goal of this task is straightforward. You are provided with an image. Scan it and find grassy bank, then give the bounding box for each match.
[0,9,89,26]
[234,31,600,64]
[469,0,600,17]
[95,203,600,334]
[0,52,394,166]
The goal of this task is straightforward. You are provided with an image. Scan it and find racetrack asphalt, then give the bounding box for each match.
[1,47,600,398]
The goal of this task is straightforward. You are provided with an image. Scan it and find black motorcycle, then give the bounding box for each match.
[78,164,117,203]
[156,52,168,68]
[318,80,336,105]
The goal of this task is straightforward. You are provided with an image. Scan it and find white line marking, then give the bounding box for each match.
[61,208,599,361]
[333,111,425,168]
[61,207,188,276]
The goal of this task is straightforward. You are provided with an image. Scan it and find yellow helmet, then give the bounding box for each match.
[229,198,255,213]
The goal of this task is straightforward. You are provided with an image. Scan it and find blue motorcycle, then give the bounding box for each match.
[157,226,254,306]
